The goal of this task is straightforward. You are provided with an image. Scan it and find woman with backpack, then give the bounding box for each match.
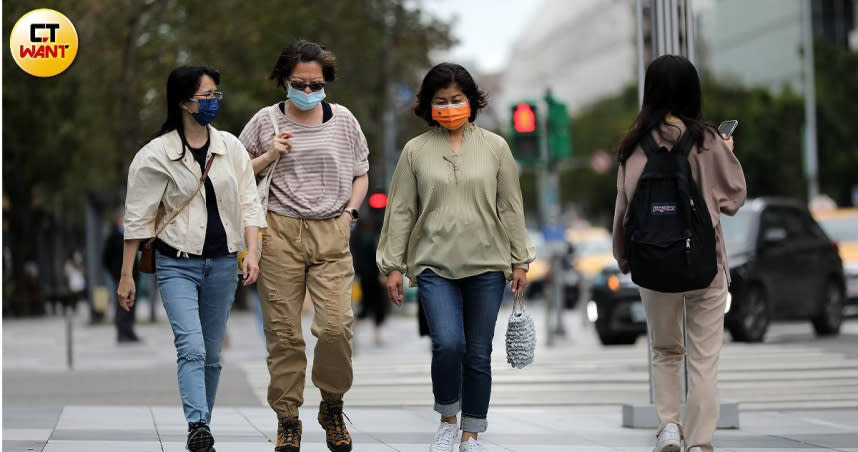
[612,55,746,452]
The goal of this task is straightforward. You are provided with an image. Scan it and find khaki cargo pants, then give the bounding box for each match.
[258,212,355,417]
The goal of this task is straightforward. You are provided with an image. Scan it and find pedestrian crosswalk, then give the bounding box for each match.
[5,309,858,451]
[240,334,858,412]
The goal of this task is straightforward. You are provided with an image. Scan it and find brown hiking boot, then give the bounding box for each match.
[274,416,301,452]
[317,400,352,451]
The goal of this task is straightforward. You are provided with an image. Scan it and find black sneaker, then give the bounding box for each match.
[186,422,215,452]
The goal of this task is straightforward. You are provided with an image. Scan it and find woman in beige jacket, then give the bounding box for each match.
[612,55,746,452]
[119,65,265,452]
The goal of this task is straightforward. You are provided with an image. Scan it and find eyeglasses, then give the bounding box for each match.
[190,91,223,100]
[289,81,326,92]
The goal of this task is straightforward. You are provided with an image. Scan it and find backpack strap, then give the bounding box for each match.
[674,131,696,157]
[639,133,661,158]
[641,130,696,157]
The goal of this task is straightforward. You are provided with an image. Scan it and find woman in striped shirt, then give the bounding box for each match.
[239,40,369,452]
[377,62,535,452]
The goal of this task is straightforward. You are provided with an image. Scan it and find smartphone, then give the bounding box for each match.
[718,120,739,138]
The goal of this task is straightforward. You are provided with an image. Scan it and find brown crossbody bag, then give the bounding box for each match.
[138,155,216,273]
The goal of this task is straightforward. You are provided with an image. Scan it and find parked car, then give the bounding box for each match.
[524,230,580,306]
[721,198,845,342]
[813,208,858,314]
[588,263,647,345]
[564,227,612,309]
[588,198,845,345]
[566,227,614,279]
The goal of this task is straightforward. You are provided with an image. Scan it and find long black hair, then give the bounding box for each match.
[150,65,220,142]
[413,62,488,126]
[617,55,716,163]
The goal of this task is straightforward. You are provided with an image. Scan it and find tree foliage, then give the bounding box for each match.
[2,0,453,315]
[559,40,858,224]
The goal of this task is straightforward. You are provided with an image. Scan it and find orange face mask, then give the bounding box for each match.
[432,102,471,130]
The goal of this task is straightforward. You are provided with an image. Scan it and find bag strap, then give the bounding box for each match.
[512,288,527,316]
[145,153,216,247]
[674,131,696,157]
[639,133,661,158]
[261,106,282,185]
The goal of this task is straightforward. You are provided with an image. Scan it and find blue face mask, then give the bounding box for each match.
[287,86,326,111]
[191,97,219,126]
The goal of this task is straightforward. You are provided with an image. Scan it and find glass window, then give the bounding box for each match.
[721,209,755,252]
[759,207,787,234]
[818,216,858,242]
[781,208,813,240]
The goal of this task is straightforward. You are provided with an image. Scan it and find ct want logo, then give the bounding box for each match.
[9,9,78,77]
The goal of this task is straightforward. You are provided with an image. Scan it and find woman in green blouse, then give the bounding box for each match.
[376,63,535,452]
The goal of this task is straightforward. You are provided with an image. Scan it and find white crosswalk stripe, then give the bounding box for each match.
[241,340,858,411]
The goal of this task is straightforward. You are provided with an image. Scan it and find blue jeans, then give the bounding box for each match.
[417,269,506,433]
[156,251,238,426]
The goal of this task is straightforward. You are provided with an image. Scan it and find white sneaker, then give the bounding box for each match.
[654,423,682,452]
[459,438,488,452]
[430,422,458,452]
[687,448,703,452]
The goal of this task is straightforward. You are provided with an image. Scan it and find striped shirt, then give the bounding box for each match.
[239,103,370,219]
[376,125,536,285]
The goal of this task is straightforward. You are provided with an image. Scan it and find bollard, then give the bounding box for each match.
[66,307,74,370]
[551,253,566,337]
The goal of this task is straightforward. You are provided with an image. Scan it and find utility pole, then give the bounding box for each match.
[382,4,398,190]
[802,0,820,201]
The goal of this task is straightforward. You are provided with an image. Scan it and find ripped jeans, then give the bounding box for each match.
[156,250,238,426]
[258,212,355,417]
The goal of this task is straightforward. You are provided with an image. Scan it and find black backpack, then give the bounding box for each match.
[624,131,717,293]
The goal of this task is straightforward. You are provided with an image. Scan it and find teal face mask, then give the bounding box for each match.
[287,86,326,111]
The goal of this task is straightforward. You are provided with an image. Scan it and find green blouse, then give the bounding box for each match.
[376,126,536,285]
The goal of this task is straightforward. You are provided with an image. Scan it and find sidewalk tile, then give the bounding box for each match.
[43,440,162,451]
[1,428,53,441]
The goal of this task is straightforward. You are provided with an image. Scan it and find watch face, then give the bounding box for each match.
[350,209,359,220]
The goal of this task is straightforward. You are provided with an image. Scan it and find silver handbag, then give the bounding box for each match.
[505,289,536,369]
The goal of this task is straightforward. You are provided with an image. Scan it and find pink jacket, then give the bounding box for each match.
[612,122,747,283]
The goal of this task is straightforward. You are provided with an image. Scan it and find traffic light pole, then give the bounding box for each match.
[538,91,566,347]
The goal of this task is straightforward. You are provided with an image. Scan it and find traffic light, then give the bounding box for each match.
[510,101,540,164]
[366,189,388,231]
[545,92,571,161]
[368,191,388,210]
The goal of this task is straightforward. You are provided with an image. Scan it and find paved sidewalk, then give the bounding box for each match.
[4,405,858,451]
[5,302,858,450]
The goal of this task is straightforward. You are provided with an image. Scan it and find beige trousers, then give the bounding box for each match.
[639,270,728,452]
[258,212,355,417]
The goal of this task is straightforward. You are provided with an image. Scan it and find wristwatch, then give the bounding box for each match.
[344,208,359,222]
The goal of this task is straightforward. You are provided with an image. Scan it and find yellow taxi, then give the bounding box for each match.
[814,208,858,309]
[566,227,614,279]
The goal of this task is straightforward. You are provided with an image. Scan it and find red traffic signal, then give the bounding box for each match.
[513,103,536,133]
[368,192,388,209]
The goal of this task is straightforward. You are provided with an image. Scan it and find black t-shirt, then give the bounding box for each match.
[156,137,231,259]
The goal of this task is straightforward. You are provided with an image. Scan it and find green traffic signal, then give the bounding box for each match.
[545,92,571,160]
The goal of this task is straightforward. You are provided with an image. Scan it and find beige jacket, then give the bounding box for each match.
[612,122,747,282]
[124,127,266,255]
